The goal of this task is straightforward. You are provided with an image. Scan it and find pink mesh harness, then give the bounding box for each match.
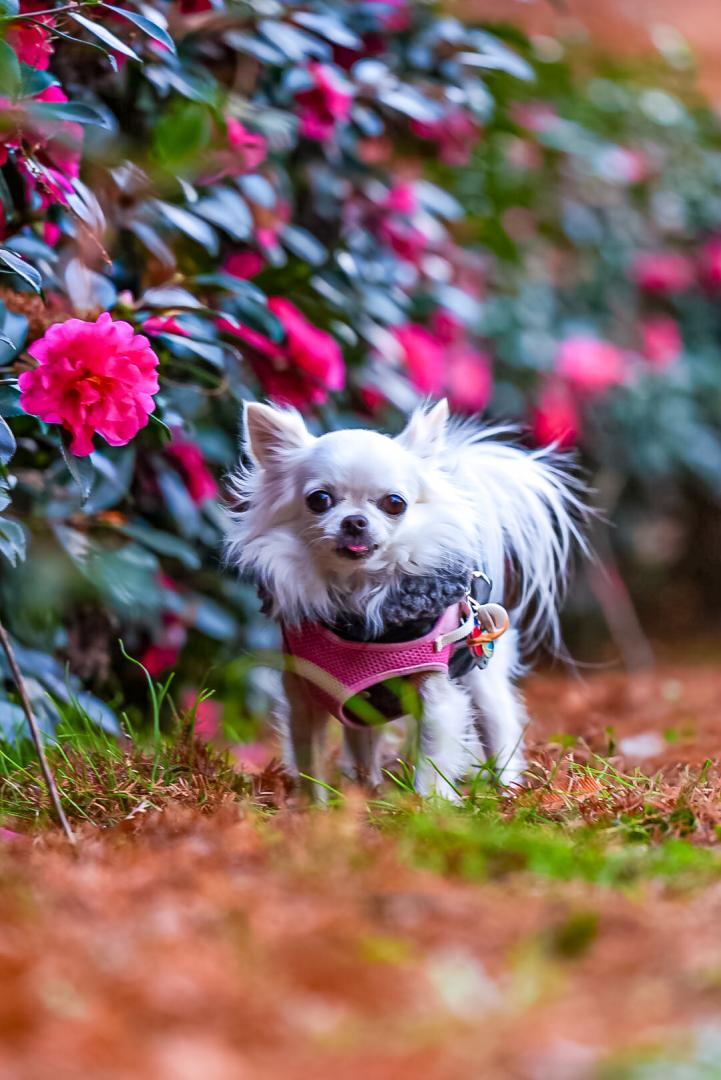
[282,604,462,728]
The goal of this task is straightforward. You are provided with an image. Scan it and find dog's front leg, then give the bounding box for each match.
[281,672,330,802]
[415,672,473,801]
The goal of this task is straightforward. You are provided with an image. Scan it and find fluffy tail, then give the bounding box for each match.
[447,423,590,654]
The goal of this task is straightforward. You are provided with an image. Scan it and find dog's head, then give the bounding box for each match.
[229,400,475,623]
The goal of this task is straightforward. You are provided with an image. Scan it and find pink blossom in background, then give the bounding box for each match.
[378,217,428,265]
[140,615,187,677]
[224,251,265,279]
[143,315,189,337]
[0,85,83,209]
[19,313,159,456]
[166,431,218,504]
[179,0,213,9]
[632,251,694,294]
[219,302,344,407]
[699,236,721,289]
[6,7,55,70]
[200,118,267,185]
[383,183,417,215]
[641,315,682,368]
[295,62,353,142]
[510,101,559,133]
[532,382,580,449]
[180,689,223,741]
[393,324,445,396]
[365,0,411,30]
[446,348,493,414]
[601,146,649,185]
[217,316,284,359]
[43,221,61,247]
[555,336,626,396]
[412,109,480,166]
[430,308,465,346]
[268,297,345,397]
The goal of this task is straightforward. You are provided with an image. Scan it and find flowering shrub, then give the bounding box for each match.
[0,2,720,729]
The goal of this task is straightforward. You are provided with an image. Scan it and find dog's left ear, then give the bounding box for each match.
[396,398,449,458]
[244,402,313,467]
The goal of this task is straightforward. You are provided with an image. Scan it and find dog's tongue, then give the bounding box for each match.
[346,542,369,553]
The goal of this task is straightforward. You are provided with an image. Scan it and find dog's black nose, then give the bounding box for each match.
[342,514,368,536]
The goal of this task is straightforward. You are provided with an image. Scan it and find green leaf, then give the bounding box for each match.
[117,522,202,569]
[0,40,21,100]
[0,416,16,464]
[153,102,211,167]
[69,12,141,62]
[102,4,176,54]
[0,385,22,417]
[0,249,41,292]
[0,517,26,567]
[29,100,113,128]
[60,434,95,504]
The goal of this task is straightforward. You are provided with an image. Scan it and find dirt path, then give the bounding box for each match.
[3,664,721,1079]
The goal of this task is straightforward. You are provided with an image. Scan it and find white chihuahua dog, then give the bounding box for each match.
[227,399,586,798]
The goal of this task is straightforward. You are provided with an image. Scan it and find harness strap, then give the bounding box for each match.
[433,603,475,651]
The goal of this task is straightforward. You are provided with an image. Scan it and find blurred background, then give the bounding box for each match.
[1,0,721,740]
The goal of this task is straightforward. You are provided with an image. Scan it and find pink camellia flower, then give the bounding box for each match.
[200,117,266,185]
[446,348,493,414]
[699,236,721,289]
[365,0,411,29]
[219,300,345,407]
[0,85,82,210]
[393,324,444,396]
[143,315,189,337]
[295,62,353,142]
[166,430,218,504]
[430,308,465,346]
[532,382,580,449]
[268,298,345,397]
[224,251,264,279]
[632,251,694,294]
[19,313,160,456]
[641,315,682,368]
[555,336,626,396]
[412,109,480,166]
[180,689,222,741]
[6,7,55,70]
[383,183,417,215]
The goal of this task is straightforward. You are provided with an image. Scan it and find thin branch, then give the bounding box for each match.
[0,617,75,844]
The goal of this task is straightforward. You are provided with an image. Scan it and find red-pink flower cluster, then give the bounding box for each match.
[412,109,480,166]
[393,311,493,414]
[19,314,160,457]
[166,430,218,504]
[295,63,353,143]
[0,85,83,213]
[219,298,345,408]
[6,2,55,70]
[200,117,267,185]
[632,251,695,294]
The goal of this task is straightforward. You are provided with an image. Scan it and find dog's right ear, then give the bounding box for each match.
[244,402,313,467]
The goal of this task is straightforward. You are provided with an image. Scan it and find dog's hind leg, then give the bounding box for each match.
[281,671,330,801]
[340,726,383,790]
[461,630,527,786]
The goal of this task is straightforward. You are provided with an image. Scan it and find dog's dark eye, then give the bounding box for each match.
[306,490,335,514]
[379,493,407,516]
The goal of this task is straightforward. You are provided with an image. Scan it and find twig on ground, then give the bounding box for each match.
[0,617,76,845]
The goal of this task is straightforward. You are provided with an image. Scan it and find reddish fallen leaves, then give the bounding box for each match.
[1,663,721,1077]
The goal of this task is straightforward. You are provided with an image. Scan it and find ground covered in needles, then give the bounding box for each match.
[4,662,721,1077]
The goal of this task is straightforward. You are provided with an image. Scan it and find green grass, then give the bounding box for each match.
[382,798,721,889]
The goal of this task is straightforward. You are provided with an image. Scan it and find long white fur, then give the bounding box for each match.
[225,399,588,795]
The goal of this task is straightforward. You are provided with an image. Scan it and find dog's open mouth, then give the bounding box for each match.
[336,541,376,561]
